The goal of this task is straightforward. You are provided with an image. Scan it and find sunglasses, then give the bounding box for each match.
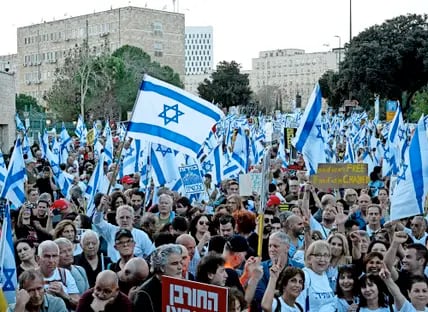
[199,221,210,226]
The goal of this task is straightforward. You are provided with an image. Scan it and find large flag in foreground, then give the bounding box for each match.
[0,204,17,305]
[1,139,26,209]
[292,84,327,175]
[127,75,225,158]
[390,115,428,221]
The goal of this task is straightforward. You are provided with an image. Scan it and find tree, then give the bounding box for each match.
[408,86,428,122]
[16,94,43,115]
[318,70,346,109]
[255,85,279,113]
[197,61,252,110]
[338,14,428,116]
[46,44,183,121]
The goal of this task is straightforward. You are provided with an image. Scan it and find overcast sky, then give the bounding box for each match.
[1,0,427,69]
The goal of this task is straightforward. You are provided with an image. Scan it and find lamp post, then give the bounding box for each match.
[334,35,342,68]
[349,0,352,41]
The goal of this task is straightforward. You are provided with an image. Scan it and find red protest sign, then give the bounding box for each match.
[161,276,228,312]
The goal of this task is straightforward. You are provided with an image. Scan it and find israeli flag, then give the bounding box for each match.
[292,84,327,175]
[0,150,6,194]
[390,115,428,221]
[150,143,181,186]
[343,137,356,164]
[0,204,17,304]
[60,123,72,164]
[57,170,75,199]
[200,144,224,186]
[1,139,26,209]
[127,75,225,158]
[75,115,87,145]
[15,114,26,132]
[103,121,114,166]
[231,127,250,173]
[120,139,141,177]
[383,104,405,176]
[85,153,109,216]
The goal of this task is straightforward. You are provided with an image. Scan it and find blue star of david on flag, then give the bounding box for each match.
[202,160,214,173]
[2,268,16,290]
[125,147,134,158]
[396,164,408,185]
[158,104,184,126]
[398,126,406,141]
[156,144,172,157]
[383,147,390,162]
[316,125,325,143]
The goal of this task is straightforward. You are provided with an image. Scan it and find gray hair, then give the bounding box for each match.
[38,240,59,257]
[150,243,182,274]
[269,231,291,245]
[54,237,73,248]
[80,229,99,244]
[117,205,134,217]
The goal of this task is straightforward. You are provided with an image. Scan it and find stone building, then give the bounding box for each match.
[0,71,17,151]
[249,49,339,111]
[16,6,185,106]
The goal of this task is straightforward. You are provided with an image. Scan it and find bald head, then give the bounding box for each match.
[176,234,196,259]
[121,257,149,283]
[96,270,118,287]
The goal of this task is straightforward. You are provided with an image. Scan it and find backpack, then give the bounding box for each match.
[274,295,303,312]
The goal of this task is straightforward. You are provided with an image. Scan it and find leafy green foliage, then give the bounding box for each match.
[16,94,43,115]
[197,61,252,110]
[46,44,183,121]
[337,14,428,116]
[408,86,428,122]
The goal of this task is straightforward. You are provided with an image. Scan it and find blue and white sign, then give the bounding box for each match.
[178,164,204,195]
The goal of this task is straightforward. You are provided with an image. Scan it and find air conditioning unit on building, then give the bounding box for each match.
[29,62,33,66]
[23,63,27,67]
[37,61,42,65]
[26,81,32,85]
[100,32,109,37]
[34,79,42,84]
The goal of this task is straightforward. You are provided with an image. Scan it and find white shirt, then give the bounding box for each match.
[297,268,336,312]
[272,296,302,312]
[399,300,428,312]
[92,211,155,262]
[43,267,79,295]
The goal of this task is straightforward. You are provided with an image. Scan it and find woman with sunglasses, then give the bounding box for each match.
[296,240,337,312]
[189,214,212,256]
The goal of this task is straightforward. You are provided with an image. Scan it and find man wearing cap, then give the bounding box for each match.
[222,235,250,293]
[266,195,281,215]
[121,176,135,191]
[93,200,155,262]
[108,229,136,272]
[25,158,39,186]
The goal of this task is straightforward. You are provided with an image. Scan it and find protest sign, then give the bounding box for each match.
[310,163,369,189]
[162,276,228,312]
[178,164,204,195]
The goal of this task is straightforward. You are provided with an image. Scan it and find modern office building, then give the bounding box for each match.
[16,6,185,106]
[184,26,213,95]
[249,48,339,111]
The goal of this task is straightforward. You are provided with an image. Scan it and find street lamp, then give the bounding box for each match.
[334,35,342,68]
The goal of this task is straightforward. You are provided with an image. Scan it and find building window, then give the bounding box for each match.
[153,21,163,36]
[154,42,163,57]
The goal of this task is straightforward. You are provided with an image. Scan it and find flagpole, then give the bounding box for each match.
[257,147,272,257]
[106,77,146,195]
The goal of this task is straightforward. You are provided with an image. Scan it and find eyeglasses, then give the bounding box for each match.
[311,253,331,260]
[264,218,273,224]
[115,239,134,246]
[199,221,210,226]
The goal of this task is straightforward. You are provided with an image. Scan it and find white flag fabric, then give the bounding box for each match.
[127,75,224,158]
[1,139,26,209]
[390,115,428,221]
[292,84,327,175]
[0,204,17,304]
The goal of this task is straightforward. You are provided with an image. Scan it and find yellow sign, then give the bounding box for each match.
[310,163,369,189]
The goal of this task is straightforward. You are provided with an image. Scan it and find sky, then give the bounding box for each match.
[1,0,427,69]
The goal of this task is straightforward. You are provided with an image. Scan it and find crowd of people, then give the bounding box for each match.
[3,136,428,312]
